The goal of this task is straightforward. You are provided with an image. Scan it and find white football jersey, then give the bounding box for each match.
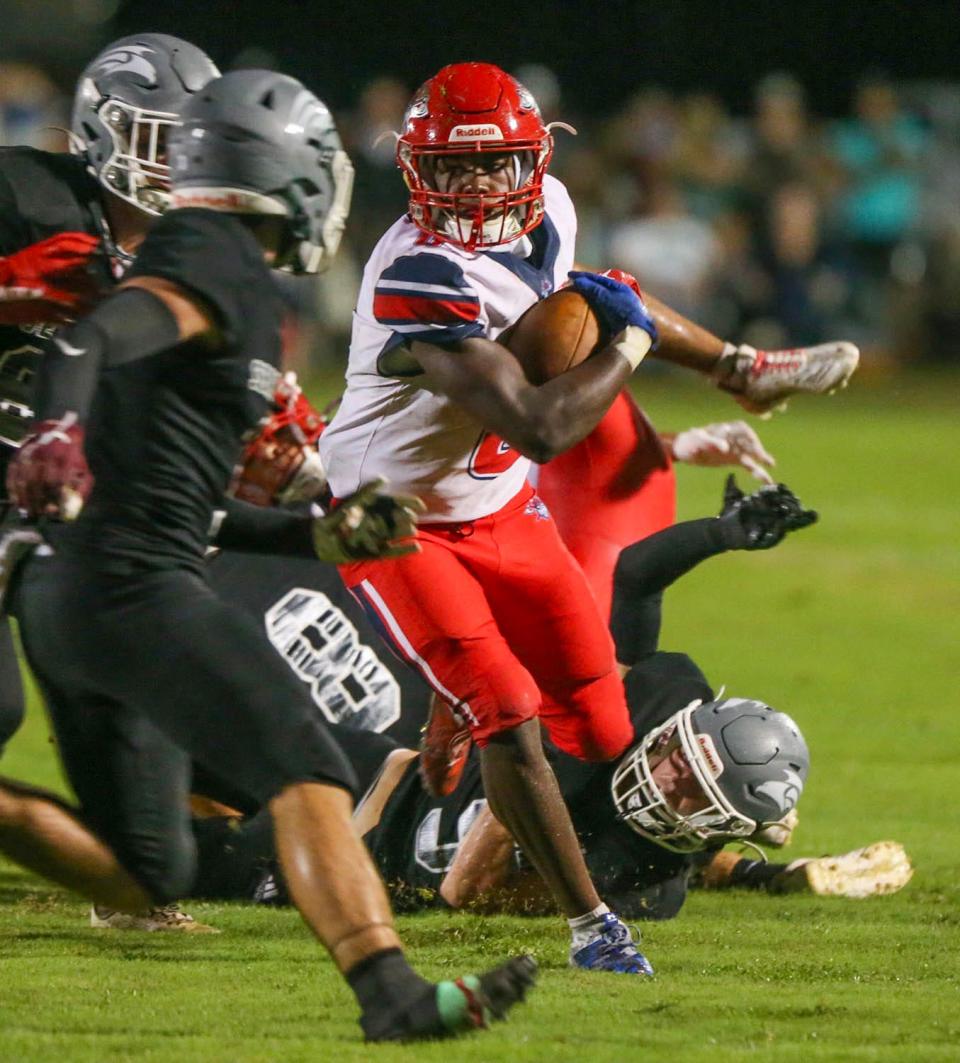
[320,174,577,522]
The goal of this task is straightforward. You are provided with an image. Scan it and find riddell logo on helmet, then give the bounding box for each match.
[696,734,724,778]
[449,124,503,141]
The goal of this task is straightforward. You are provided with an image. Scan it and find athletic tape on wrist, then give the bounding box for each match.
[611,325,653,372]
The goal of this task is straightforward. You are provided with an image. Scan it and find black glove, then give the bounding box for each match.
[718,474,818,550]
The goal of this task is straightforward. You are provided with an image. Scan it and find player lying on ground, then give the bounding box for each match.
[186,478,911,917]
[0,70,537,1042]
[317,61,861,979]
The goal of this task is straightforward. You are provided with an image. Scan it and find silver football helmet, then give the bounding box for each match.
[611,696,810,853]
[71,33,219,215]
[167,69,353,274]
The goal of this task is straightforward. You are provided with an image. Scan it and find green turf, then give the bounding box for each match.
[1,370,958,1061]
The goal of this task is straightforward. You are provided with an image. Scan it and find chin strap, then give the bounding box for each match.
[87,198,135,277]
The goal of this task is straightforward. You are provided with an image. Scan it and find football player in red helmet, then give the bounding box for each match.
[322,61,661,975]
[320,61,861,978]
[388,63,858,624]
[396,63,569,250]
[393,63,858,410]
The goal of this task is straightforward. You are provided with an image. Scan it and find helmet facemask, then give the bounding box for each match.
[283,148,355,274]
[75,81,177,216]
[610,700,760,853]
[399,137,552,250]
[71,35,220,218]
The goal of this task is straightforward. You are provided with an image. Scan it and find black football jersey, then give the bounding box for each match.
[366,650,716,916]
[59,209,284,574]
[364,749,489,911]
[0,148,111,459]
[207,549,434,745]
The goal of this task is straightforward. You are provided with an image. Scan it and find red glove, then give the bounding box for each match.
[6,414,93,520]
[599,267,645,300]
[0,232,103,325]
[231,373,328,507]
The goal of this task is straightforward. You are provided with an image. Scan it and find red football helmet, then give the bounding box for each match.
[397,62,566,250]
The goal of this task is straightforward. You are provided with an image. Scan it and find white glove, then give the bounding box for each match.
[669,420,775,484]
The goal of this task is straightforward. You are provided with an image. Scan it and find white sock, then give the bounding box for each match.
[568,903,611,950]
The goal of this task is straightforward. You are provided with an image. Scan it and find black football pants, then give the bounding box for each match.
[11,554,357,904]
[0,618,25,754]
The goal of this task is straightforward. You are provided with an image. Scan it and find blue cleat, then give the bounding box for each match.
[570,913,654,976]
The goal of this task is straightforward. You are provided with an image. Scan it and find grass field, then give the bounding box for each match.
[0,369,958,1061]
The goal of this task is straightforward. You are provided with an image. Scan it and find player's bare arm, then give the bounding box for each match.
[410,334,633,464]
[352,749,419,837]
[440,804,554,914]
[569,270,859,414]
[568,270,724,372]
[410,271,656,463]
[439,803,516,908]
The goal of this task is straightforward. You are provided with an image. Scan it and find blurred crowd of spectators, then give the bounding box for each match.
[5,56,960,368]
[335,67,960,369]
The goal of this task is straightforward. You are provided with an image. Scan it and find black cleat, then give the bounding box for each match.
[363,954,537,1042]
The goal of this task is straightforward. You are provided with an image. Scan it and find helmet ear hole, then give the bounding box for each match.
[259,89,276,109]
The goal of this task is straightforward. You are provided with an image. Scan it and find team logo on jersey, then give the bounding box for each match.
[93,45,158,87]
[265,588,401,731]
[524,496,550,522]
[755,768,804,815]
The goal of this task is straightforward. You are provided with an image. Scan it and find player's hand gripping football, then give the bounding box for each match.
[6,413,93,521]
[669,420,776,484]
[0,232,104,325]
[718,474,817,550]
[311,479,425,563]
[567,269,659,368]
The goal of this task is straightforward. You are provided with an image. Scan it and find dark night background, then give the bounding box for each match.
[10,0,960,115]
[4,0,960,363]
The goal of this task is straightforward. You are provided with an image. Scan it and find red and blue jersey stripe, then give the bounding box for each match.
[374,253,484,346]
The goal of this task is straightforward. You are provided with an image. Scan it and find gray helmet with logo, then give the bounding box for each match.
[611,696,810,853]
[71,33,220,215]
[167,69,354,274]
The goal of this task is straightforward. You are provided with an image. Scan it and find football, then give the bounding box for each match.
[502,288,607,384]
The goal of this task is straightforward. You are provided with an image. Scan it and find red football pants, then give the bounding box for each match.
[340,486,632,761]
[537,389,677,620]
